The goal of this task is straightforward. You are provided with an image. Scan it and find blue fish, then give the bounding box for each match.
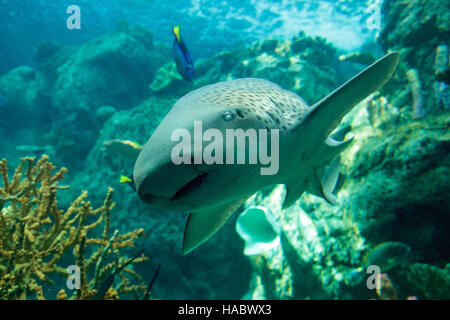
[172,25,194,81]
[0,93,5,106]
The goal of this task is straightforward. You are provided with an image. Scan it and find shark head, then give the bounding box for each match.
[133,52,400,254]
[134,78,307,212]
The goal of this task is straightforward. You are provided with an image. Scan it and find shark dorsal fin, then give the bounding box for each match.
[281,52,399,209]
[298,52,400,140]
[183,199,246,255]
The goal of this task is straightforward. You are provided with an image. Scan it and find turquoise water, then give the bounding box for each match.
[0,0,449,300]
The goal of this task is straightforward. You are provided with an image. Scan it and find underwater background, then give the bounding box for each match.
[0,0,449,300]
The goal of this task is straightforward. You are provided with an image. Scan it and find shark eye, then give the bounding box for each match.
[222,111,234,121]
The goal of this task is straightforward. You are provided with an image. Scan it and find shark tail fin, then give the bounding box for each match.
[302,52,400,139]
[182,199,246,255]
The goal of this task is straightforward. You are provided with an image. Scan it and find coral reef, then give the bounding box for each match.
[0,155,148,300]
[435,45,449,77]
[96,106,117,124]
[405,69,425,119]
[149,62,185,94]
[190,32,338,106]
[0,0,376,72]
[0,22,170,170]
[0,66,43,132]
[434,45,449,109]
[15,145,55,158]
[240,186,363,299]
[397,263,450,299]
[379,0,450,118]
[339,52,377,65]
[52,22,161,113]
[33,40,65,64]
[235,206,280,256]
[239,0,450,300]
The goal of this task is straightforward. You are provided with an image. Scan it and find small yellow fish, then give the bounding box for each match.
[120,175,133,183]
[102,139,143,160]
[172,25,181,43]
[120,175,136,191]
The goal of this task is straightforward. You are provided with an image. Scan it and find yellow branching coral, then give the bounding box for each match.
[0,155,149,300]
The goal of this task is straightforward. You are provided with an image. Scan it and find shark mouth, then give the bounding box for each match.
[171,171,208,201]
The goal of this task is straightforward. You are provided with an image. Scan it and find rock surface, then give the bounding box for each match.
[0,23,170,170]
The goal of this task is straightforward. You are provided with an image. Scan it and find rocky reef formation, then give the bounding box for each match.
[0,0,377,72]
[237,0,450,300]
[0,22,169,170]
[243,99,449,299]
[379,0,450,118]
[150,32,339,105]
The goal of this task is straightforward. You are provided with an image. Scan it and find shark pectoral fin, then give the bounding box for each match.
[283,134,352,209]
[301,52,399,139]
[182,199,246,255]
[320,156,341,205]
[282,180,306,209]
[330,124,352,142]
[321,191,338,205]
[322,135,354,159]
